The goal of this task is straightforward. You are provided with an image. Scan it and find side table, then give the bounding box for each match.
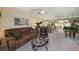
[0,38,2,45]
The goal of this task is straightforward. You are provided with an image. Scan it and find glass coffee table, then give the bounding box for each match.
[31,36,49,51]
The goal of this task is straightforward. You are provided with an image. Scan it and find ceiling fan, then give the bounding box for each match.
[31,7,47,15]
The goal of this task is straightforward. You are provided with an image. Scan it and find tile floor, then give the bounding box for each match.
[16,31,79,51]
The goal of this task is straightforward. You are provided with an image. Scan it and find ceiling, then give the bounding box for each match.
[13,7,79,19]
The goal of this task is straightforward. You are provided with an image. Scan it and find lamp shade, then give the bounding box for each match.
[0,31,5,38]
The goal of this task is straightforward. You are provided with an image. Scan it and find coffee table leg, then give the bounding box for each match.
[32,46,38,51]
[32,44,38,51]
[0,41,1,45]
[45,44,48,51]
[45,46,48,51]
[34,47,38,51]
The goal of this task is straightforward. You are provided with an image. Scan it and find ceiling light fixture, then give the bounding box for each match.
[37,8,47,15]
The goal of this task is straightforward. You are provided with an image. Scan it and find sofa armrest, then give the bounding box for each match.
[7,39,16,51]
[5,32,16,41]
[6,36,16,41]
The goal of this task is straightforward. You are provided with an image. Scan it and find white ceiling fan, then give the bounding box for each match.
[31,7,47,15]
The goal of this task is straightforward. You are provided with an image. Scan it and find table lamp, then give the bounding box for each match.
[0,31,5,39]
[0,31,5,45]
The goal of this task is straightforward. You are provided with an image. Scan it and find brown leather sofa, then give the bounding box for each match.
[5,27,37,51]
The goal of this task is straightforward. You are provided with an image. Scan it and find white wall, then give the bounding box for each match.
[0,8,41,31]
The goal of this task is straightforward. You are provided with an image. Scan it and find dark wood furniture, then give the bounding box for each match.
[0,39,2,45]
[5,27,37,51]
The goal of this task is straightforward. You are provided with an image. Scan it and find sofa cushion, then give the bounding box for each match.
[8,31,20,39]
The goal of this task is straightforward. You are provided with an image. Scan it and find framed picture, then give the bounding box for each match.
[15,17,29,25]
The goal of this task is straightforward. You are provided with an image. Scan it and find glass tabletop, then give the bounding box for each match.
[32,37,48,47]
